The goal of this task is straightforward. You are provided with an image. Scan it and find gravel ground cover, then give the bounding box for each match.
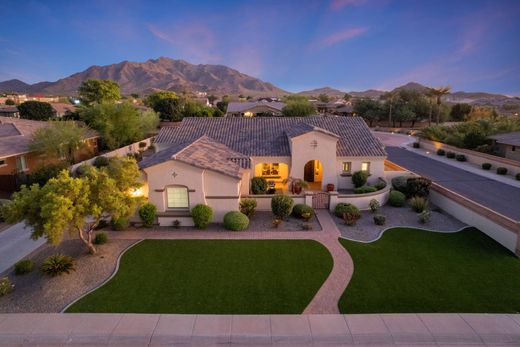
[0,237,136,313]
[333,203,466,242]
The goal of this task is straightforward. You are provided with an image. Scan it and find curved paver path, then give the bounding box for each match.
[105,210,354,314]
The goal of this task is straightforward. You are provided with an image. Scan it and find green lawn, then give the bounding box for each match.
[67,239,333,314]
[339,227,520,313]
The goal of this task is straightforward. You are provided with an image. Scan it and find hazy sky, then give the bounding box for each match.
[0,0,519,94]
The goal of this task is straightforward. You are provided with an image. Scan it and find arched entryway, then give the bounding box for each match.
[304,160,323,190]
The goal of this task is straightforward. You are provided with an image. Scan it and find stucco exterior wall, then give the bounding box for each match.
[335,157,386,189]
[144,159,242,225]
[289,132,338,190]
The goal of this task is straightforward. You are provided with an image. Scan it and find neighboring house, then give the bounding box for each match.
[335,104,355,116]
[0,106,20,118]
[0,117,99,193]
[314,100,349,115]
[50,103,77,117]
[139,117,386,225]
[489,132,520,161]
[226,101,286,117]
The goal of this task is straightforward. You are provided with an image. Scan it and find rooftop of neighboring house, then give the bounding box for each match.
[0,106,19,114]
[50,103,76,114]
[0,116,99,159]
[226,101,286,113]
[154,116,386,158]
[489,132,520,146]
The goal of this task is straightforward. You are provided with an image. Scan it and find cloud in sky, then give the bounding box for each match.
[309,26,368,50]
[329,0,367,11]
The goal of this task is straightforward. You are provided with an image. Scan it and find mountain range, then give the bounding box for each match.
[0,57,518,109]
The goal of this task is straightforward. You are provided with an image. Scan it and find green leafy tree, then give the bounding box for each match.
[29,121,86,164]
[18,101,55,120]
[426,86,451,124]
[450,103,472,121]
[282,95,316,117]
[80,103,159,149]
[318,94,330,102]
[154,97,182,121]
[78,79,120,105]
[144,91,178,109]
[1,157,140,254]
[343,93,352,102]
[353,98,382,126]
[5,99,15,105]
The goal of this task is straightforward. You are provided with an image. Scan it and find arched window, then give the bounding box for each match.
[165,186,189,209]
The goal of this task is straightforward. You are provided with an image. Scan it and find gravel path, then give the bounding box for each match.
[333,204,467,242]
[0,238,136,313]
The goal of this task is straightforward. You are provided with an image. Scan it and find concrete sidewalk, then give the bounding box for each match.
[0,222,44,274]
[0,313,519,346]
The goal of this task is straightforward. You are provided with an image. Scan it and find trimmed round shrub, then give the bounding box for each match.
[446,151,456,159]
[391,175,409,194]
[369,199,380,212]
[93,156,110,168]
[111,217,129,231]
[436,149,445,156]
[354,186,377,194]
[334,203,350,218]
[496,167,508,175]
[94,232,108,245]
[139,203,157,227]
[374,180,387,190]
[409,196,428,213]
[373,214,386,226]
[75,164,94,177]
[342,204,361,226]
[388,190,406,207]
[406,177,432,197]
[192,204,213,229]
[292,204,314,218]
[271,195,294,219]
[482,163,492,170]
[352,170,368,188]
[14,259,33,275]
[516,173,520,181]
[0,277,13,297]
[412,142,420,148]
[239,198,257,217]
[455,154,467,162]
[41,254,76,277]
[223,211,249,231]
[251,177,268,194]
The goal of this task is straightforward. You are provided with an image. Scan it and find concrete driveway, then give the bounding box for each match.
[386,147,520,221]
[0,223,45,274]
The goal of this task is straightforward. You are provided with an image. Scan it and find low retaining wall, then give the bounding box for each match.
[430,184,520,255]
[71,137,154,172]
[419,139,520,176]
[244,194,305,211]
[330,184,391,211]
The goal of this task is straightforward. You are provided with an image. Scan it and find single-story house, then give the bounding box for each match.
[0,106,20,118]
[226,101,286,117]
[0,117,100,193]
[51,103,77,117]
[489,132,520,162]
[139,117,387,226]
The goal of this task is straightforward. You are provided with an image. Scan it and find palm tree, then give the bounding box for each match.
[427,86,451,124]
[424,88,435,126]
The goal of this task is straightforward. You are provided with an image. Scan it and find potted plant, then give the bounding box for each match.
[282,177,309,194]
[326,183,335,192]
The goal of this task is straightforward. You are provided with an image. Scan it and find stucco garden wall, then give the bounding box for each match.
[244,194,305,211]
[330,184,391,211]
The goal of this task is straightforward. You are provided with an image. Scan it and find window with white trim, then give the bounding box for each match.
[361,162,370,173]
[16,155,27,173]
[166,186,189,209]
[342,162,351,174]
[0,159,5,167]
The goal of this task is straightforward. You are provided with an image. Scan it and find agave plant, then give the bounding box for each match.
[41,254,76,277]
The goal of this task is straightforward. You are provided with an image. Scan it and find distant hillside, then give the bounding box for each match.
[349,89,385,99]
[0,57,288,97]
[297,86,347,98]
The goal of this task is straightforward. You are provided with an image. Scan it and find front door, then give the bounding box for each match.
[304,160,314,182]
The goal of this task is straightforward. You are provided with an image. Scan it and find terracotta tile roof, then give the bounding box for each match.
[226,101,286,113]
[140,135,250,179]
[155,116,386,157]
[285,122,340,139]
[488,132,520,146]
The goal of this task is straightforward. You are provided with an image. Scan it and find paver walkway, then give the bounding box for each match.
[106,210,353,314]
[1,313,519,346]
